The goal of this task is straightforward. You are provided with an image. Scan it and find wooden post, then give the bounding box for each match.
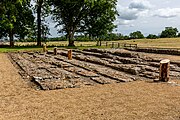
[118,43,120,48]
[106,42,108,47]
[68,49,72,60]
[96,39,99,46]
[43,44,47,52]
[159,59,170,82]
[112,42,114,48]
[54,47,57,55]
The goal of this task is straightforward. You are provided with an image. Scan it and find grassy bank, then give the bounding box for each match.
[118,38,180,49]
[1,38,180,52]
[0,45,108,53]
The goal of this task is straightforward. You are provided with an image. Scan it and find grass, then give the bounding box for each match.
[0,44,106,53]
[15,41,97,47]
[117,38,180,49]
[0,46,42,53]
[1,37,180,52]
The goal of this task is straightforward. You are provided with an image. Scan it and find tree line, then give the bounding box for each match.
[119,27,180,40]
[42,27,180,42]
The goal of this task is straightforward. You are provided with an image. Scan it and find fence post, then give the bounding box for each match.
[96,40,99,46]
[106,42,108,47]
[118,43,120,48]
[112,42,114,48]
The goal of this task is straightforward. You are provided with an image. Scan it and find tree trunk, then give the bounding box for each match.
[37,0,43,46]
[68,32,75,46]
[159,59,170,82]
[9,29,14,47]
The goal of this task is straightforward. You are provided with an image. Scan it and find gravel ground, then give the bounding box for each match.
[0,53,180,120]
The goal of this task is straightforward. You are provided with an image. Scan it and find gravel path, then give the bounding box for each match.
[0,53,180,120]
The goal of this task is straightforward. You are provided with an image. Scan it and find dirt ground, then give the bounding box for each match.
[0,53,180,120]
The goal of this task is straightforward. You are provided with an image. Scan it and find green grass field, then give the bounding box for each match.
[117,38,180,49]
[1,38,180,52]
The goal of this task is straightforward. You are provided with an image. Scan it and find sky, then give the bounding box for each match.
[115,0,180,36]
[49,0,180,37]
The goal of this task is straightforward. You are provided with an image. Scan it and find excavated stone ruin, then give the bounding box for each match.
[9,48,180,90]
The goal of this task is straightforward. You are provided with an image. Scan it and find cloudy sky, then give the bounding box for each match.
[115,0,180,36]
[49,0,180,37]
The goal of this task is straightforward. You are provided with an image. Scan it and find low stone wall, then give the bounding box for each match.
[127,48,180,55]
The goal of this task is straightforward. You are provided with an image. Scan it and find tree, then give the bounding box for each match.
[0,0,34,46]
[82,0,117,39]
[178,33,180,37]
[14,3,35,40]
[0,21,8,39]
[36,0,43,46]
[129,31,144,39]
[160,27,178,38]
[0,0,23,46]
[33,0,51,46]
[146,34,158,39]
[52,0,117,46]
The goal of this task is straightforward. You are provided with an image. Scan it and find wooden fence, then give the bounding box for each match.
[97,41,138,49]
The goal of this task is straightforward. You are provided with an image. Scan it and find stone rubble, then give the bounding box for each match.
[9,48,180,90]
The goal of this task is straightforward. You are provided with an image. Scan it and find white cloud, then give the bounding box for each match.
[116,0,180,36]
[115,19,134,26]
[116,0,152,28]
[117,7,139,20]
[129,0,153,10]
[117,0,153,21]
[153,8,180,18]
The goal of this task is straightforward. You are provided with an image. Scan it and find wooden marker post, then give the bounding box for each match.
[68,49,72,60]
[54,47,57,55]
[43,44,47,52]
[159,59,170,82]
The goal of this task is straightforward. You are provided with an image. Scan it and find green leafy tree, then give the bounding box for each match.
[51,0,118,46]
[160,27,178,38]
[146,34,158,39]
[14,3,35,40]
[178,33,180,37]
[123,35,130,40]
[0,0,24,46]
[129,31,144,39]
[82,0,117,39]
[0,0,34,46]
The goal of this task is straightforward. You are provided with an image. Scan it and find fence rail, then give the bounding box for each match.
[97,41,138,49]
